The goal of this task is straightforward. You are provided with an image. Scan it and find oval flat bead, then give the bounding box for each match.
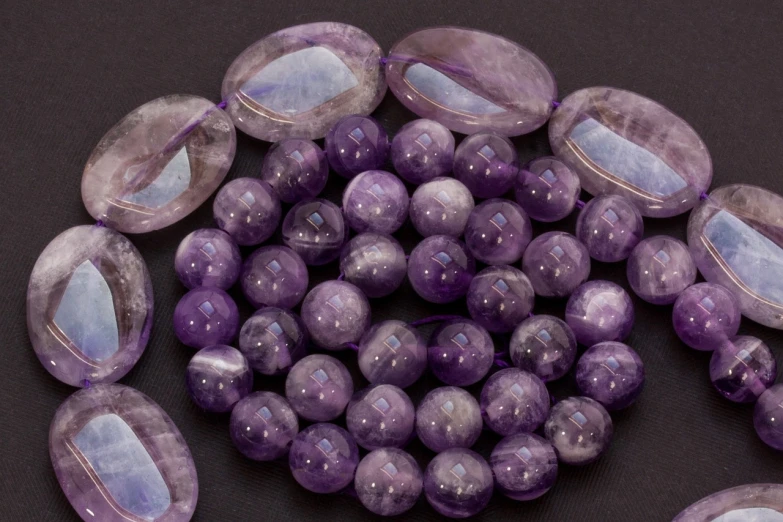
[673,484,783,522]
[27,226,153,387]
[222,22,386,141]
[50,384,197,522]
[82,95,236,233]
[549,87,712,217]
[386,27,556,136]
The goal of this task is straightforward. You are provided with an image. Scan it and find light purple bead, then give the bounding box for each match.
[490,433,558,501]
[481,368,550,436]
[410,177,475,237]
[672,283,741,351]
[346,384,416,450]
[342,170,409,234]
[453,132,519,198]
[673,484,783,522]
[355,448,423,516]
[301,281,371,350]
[576,342,644,410]
[326,115,389,178]
[408,235,476,303]
[339,233,407,298]
[230,391,299,461]
[754,384,783,450]
[428,318,494,386]
[282,198,347,266]
[710,336,776,403]
[238,307,308,375]
[213,177,281,246]
[544,396,613,465]
[358,320,426,388]
[173,287,239,348]
[566,281,634,347]
[467,265,535,333]
[423,448,493,518]
[576,195,643,262]
[415,387,482,453]
[522,231,590,298]
[289,423,359,494]
[510,315,578,382]
[260,138,329,203]
[627,235,697,304]
[515,156,580,222]
[285,354,354,421]
[240,245,308,309]
[464,198,532,266]
[185,345,253,413]
[391,119,455,185]
[175,228,241,290]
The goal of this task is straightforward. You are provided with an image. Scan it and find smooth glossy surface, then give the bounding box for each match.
[544,396,613,465]
[355,448,423,516]
[358,320,427,388]
[464,198,532,265]
[415,387,482,452]
[282,199,347,265]
[238,307,308,375]
[410,177,475,237]
[230,391,299,461]
[285,354,354,422]
[339,233,407,298]
[490,433,558,501]
[390,119,455,185]
[173,287,239,349]
[516,156,581,222]
[754,385,783,450]
[342,170,410,235]
[423,448,493,518]
[174,228,241,290]
[326,115,389,178]
[510,315,578,382]
[301,281,371,350]
[467,265,535,333]
[185,345,253,412]
[289,423,359,493]
[213,177,281,246]
[428,318,494,386]
[672,283,741,351]
[408,235,476,303]
[575,342,645,410]
[260,138,329,203]
[522,231,591,298]
[453,132,519,198]
[481,368,550,436]
[710,336,776,403]
[627,236,697,304]
[240,245,309,309]
[566,281,635,347]
[673,484,783,522]
[576,194,644,262]
[346,384,416,450]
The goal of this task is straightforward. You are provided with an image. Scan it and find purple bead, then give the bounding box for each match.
[510,315,578,382]
[240,245,308,309]
[391,119,455,185]
[576,195,644,262]
[282,198,347,265]
[428,318,494,386]
[627,235,697,304]
[342,170,409,234]
[213,177,281,246]
[346,384,416,450]
[339,233,407,298]
[285,354,354,421]
[415,387,482,452]
[185,345,253,413]
[238,307,308,375]
[673,484,783,522]
[355,448,423,516]
[464,198,532,265]
[544,396,613,465]
[709,336,777,403]
[672,283,741,351]
[575,342,645,410]
[289,423,359,494]
[301,281,371,350]
[175,228,241,290]
[490,433,558,501]
[358,320,427,388]
[408,235,476,303]
[566,281,635,347]
[230,391,299,461]
[467,265,535,333]
[481,368,550,436]
[453,132,519,198]
[515,156,580,222]
[173,287,239,348]
[423,448,493,518]
[326,115,390,178]
[410,177,475,237]
[522,231,591,298]
[754,384,783,450]
[260,138,329,203]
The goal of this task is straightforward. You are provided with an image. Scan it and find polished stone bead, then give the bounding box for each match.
[453,132,519,198]
[185,345,253,413]
[358,320,427,388]
[285,354,354,421]
[710,336,776,403]
[408,235,475,303]
[415,387,482,452]
[464,198,532,266]
[672,484,783,522]
[301,281,371,350]
[260,138,329,203]
[576,342,644,410]
[27,226,153,387]
[82,95,236,233]
[240,245,308,309]
[386,27,556,137]
[428,318,494,386]
[339,233,407,298]
[282,198,347,265]
[175,228,241,290]
[213,177,281,246]
[423,448,493,518]
[326,115,389,178]
[238,307,308,375]
[522,231,590,298]
[410,177,474,237]
[565,281,634,347]
[549,87,712,217]
[390,119,455,185]
[544,396,613,465]
[510,315,578,382]
[515,156,580,222]
[50,384,197,522]
[627,236,697,304]
[576,195,644,262]
[222,22,386,141]
[481,368,550,436]
[672,283,741,351]
[355,448,423,516]
[346,384,416,450]
[342,170,409,235]
[754,384,783,450]
[289,423,359,494]
[490,433,557,501]
[173,287,239,349]
[230,391,299,461]
[467,265,535,333]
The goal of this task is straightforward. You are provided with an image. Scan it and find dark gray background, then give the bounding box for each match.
[2,1,783,520]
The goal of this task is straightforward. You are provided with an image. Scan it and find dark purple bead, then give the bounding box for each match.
[522,231,591,298]
[408,235,476,303]
[240,245,309,309]
[423,448,493,518]
[346,384,416,450]
[627,235,697,305]
[754,384,783,450]
[410,177,475,237]
[672,283,741,351]
[230,391,299,461]
[428,318,494,386]
[391,119,455,185]
[576,342,645,410]
[260,138,329,203]
[710,336,777,403]
[175,228,241,290]
[342,170,409,234]
[185,345,253,412]
[282,198,347,265]
[453,132,519,198]
[358,320,427,388]
[467,265,535,333]
[415,387,482,452]
[481,368,550,436]
[544,396,613,465]
[301,281,371,350]
[238,307,308,375]
[576,195,644,262]
[173,287,239,348]
[289,423,359,494]
[213,177,281,246]
[285,354,354,421]
[326,115,390,178]
[515,156,580,222]
[566,281,634,347]
[490,433,558,501]
[355,448,423,516]
[339,233,407,298]
[510,315,578,382]
[464,198,532,265]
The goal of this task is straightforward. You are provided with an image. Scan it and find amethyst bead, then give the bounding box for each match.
[240,245,308,309]
[428,318,494,386]
[285,354,354,421]
[173,287,239,349]
[301,281,371,350]
[415,387,482,452]
[481,368,550,436]
[346,384,416,450]
[339,233,407,298]
[342,170,409,234]
[289,423,359,494]
[408,235,476,303]
[464,198,532,265]
[453,132,519,198]
[358,320,427,388]
[709,336,776,403]
[490,433,558,501]
[230,391,299,461]
[754,384,783,450]
[423,448,493,518]
[355,448,423,516]
[575,342,645,410]
[260,138,329,203]
[510,315,578,382]
[326,115,389,178]
[282,198,347,265]
[410,177,475,237]
[390,119,455,185]
[213,177,281,246]
[673,484,783,522]
[566,281,635,347]
[515,156,581,222]
[238,307,308,375]
[627,236,697,305]
[672,283,741,351]
[522,231,591,298]
[576,195,644,262]
[467,265,535,333]
[175,228,241,290]
[185,345,253,413]
[544,396,613,465]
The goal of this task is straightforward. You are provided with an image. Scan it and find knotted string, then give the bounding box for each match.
[409,315,464,327]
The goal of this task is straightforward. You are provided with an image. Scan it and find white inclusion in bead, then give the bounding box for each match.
[122,147,192,209]
[404,62,505,116]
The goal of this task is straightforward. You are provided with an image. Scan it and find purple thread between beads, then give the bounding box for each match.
[409,315,464,327]
[344,342,360,352]
[380,56,388,66]
[699,191,709,200]
[337,272,345,281]
[217,100,228,110]
[493,351,511,368]
[82,379,91,388]
[552,100,561,108]
[575,199,586,210]
[95,220,105,228]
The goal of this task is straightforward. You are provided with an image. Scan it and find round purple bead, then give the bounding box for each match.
[515,156,581,222]
[408,235,476,303]
[238,307,308,375]
[358,320,427,388]
[453,131,519,198]
[301,281,371,350]
[346,384,416,450]
[566,281,635,347]
[481,368,550,436]
[213,177,281,246]
[339,233,407,298]
[282,199,347,266]
[285,354,354,422]
[467,265,535,333]
[289,423,359,494]
[490,433,558,501]
[576,342,645,410]
[627,235,697,304]
[185,345,253,413]
[710,336,777,403]
[544,396,613,465]
[240,245,308,310]
[754,384,783,450]
[174,228,241,290]
[464,198,532,266]
[672,283,741,351]
[342,170,409,234]
[410,177,475,237]
[423,448,493,518]
[510,315,578,382]
[260,138,328,204]
[325,115,390,178]
[428,318,494,387]
[522,232,590,298]
[391,119,455,185]
[355,448,422,516]
[415,387,482,452]
[576,195,643,262]
[230,391,299,461]
[173,287,239,348]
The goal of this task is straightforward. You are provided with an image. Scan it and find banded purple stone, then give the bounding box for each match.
[346,384,416,450]
[174,228,241,290]
[575,195,644,262]
[415,387,482,452]
[260,138,329,203]
[467,265,535,333]
[357,320,427,388]
[480,368,550,436]
[238,307,308,375]
[566,281,635,347]
[490,433,558,501]
[282,198,347,266]
[173,287,239,349]
[464,198,532,265]
[515,156,581,223]
[522,231,591,298]
[710,336,776,403]
[339,233,407,298]
[185,345,253,413]
[510,315,578,382]
[408,235,476,303]
[289,423,359,494]
[575,342,645,410]
[285,354,354,422]
[673,484,783,522]
[342,170,410,235]
[672,283,741,351]
[544,396,613,465]
[240,245,309,310]
[410,177,475,237]
[390,119,455,185]
[423,448,494,518]
[355,448,423,516]
[300,281,371,350]
[627,235,697,305]
[428,318,494,386]
[230,391,299,461]
[325,115,389,178]
[213,177,281,246]
[453,131,519,198]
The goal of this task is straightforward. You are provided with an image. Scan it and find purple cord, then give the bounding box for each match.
[699,191,709,201]
[493,351,511,368]
[380,56,388,66]
[344,342,360,351]
[82,379,91,388]
[95,220,105,228]
[217,100,228,110]
[337,272,345,281]
[575,199,586,210]
[529,311,535,318]
[409,314,463,327]
[552,100,561,108]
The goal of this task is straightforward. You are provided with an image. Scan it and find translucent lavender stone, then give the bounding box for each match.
[423,448,493,518]
[408,235,476,303]
[82,95,235,233]
[515,156,581,222]
[464,198,532,265]
[627,236,697,304]
[285,354,354,421]
[355,448,423,516]
[544,396,613,465]
[453,132,519,198]
[175,228,241,290]
[238,307,308,375]
[467,265,535,333]
[673,484,783,522]
[575,342,644,410]
[342,170,410,235]
[358,320,427,388]
[346,384,416,450]
[390,119,455,185]
[480,368,550,436]
[301,281,371,350]
[754,385,783,450]
[566,281,634,347]
[386,27,556,137]
[415,387,482,452]
[289,423,359,494]
[672,283,741,351]
[490,433,557,501]
[710,336,776,403]
[213,177,281,246]
[428,318,494,386]
[230,391,299,461]
[410,177,474,237]
[550,87,712,217]
[522,231,590,298]
[27,226,153,387]
[240,245,309,309]
[510,315,578,382]
[260,138,329,204]
[576,195,644,262]
[222,22,386,141]
[185,345,253,413]
[50,384,197,522]
[326,115,389,178]
[173,287,239,349]
[282,198,347,265]
[339,233,407,298]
